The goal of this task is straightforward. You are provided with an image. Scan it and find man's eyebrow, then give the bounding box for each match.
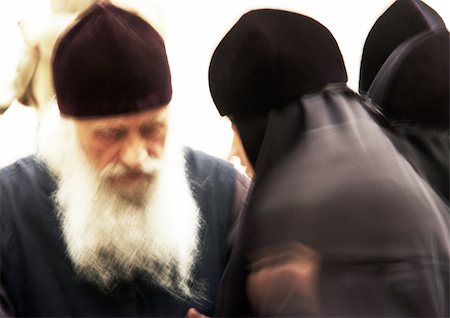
[142,118,166,127]
[93,123,127,131]
[142,114,168,126]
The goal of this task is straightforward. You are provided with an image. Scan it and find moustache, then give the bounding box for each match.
[99,157,161,180]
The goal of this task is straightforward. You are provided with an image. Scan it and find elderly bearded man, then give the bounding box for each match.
[0,2,249,317]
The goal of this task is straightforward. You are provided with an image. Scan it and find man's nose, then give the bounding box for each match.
[120,137,148,170]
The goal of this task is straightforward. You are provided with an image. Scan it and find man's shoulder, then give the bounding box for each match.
[184,146,251,192]
[183,147,237,182]
[0,154,45,182]
[184,146,235,171]
[0,154,53,201]
[1,155,34,180]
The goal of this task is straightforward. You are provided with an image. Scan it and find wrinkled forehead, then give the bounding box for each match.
[72,105,170,130]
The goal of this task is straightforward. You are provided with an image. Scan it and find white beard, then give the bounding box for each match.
[37,106,202,297]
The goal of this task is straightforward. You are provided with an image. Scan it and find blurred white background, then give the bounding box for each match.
[0,0,449,167]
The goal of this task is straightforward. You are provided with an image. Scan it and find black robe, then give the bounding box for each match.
[0,147,247,317]
[386,126,449,205]
[219,87,450,317]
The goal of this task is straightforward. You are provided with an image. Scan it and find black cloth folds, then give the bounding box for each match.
[218,86,450,317]
[209,7,450,317]
[363,21,449,204]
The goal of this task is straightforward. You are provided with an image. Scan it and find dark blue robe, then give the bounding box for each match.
[0,147,247,317]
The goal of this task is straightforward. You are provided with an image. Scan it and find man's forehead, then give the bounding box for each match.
[74,106,169,128]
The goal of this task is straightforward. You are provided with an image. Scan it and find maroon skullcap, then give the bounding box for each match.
[209,9,347,118]
[359,0,446,94]
[368,29,449,129]
[52,1,172,118]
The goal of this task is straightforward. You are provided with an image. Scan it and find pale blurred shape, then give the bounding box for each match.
[0,101,38,167]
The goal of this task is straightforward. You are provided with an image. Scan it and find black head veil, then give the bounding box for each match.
[359,0,445,94]
[360,0,449,203]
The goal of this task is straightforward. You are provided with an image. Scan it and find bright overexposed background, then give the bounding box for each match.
[0,0,449,167]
